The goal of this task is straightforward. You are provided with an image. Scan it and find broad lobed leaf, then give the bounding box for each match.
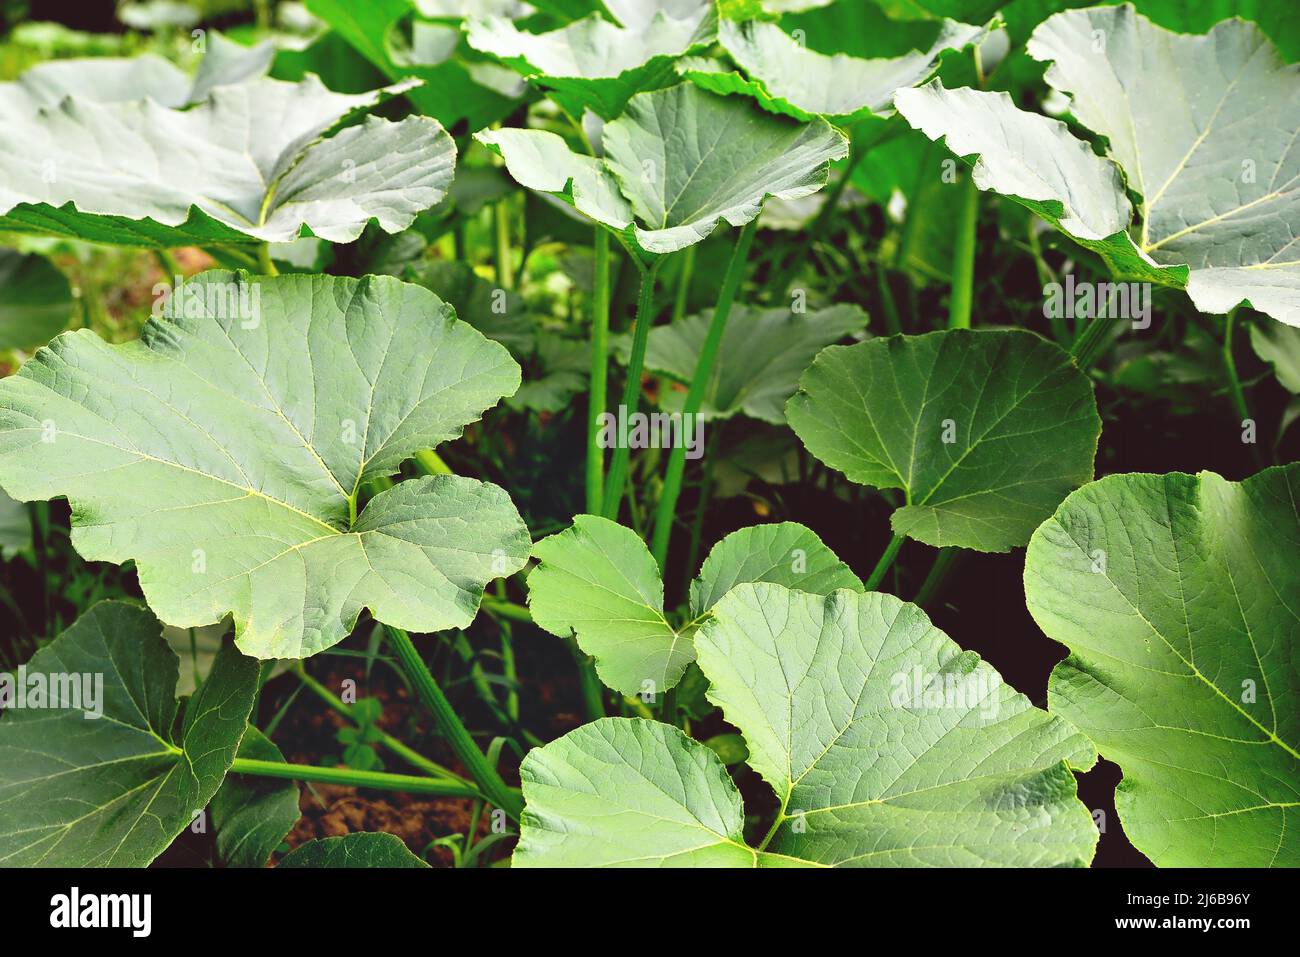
[786,328,1101,552]
[0,74,454,247]
[628,302,869,423]
[527,517,860,695]
[515,584,1099,867]
[0,272,530,659]
[477,82,849,255]
[1025,465,1300,866]
[681,16,985,123]
[0,602,259,866]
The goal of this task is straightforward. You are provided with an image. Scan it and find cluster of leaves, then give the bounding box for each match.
[0,0,1296,871]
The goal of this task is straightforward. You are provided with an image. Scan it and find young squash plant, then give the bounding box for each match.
[0,0,1295,871]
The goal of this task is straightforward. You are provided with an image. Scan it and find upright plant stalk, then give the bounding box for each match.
[229,757,481,799]
[494,196,513,289]
[413,449,452,476]
[650,221,757,569]
[586,228,612,514]
[864,532,905,591]
[672,245,696,324]
[913,547,962,607]
[948,173,978,329]
[257,243,279,277]
[600,257,663,519]
[1221,311,1264,467]
[1222,310,1249,424]
[384,624,524,821]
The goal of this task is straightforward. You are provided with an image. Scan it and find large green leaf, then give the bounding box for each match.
[467,6,716,119]
[305,0,522,131]
[515,584,1098,867]
[0,75,454,247]
[527,517,860,695]
[1025,466,1300,867]
[278,832,429,867]
[0,602,259,866]
[1029,5,1300,325]
[527,515,682,696]
[211,726,301,868]
[893,80,1178,285]
[476,82,848,255]
[896,6,1300,326]
[629,302,868,423]
[786,329,1101,552]
[0,272,530,659]
[681,17,984,123]
[0,249,72,350]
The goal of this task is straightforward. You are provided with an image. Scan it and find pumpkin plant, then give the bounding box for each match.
[0,0,1295,871]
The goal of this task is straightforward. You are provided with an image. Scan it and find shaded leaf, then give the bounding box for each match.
[212,726,301,868]
[631,302,868,423]
[0,602,258,866]
[406,259,537,357]
[278,831,429,867]
[0,249,72,350]
[305,0,522,131]
[786,329,1100,552]
[1250,319,1300,393]
[0,488,28,559]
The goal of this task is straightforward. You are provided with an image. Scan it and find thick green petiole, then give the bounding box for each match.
[864,532,905,591]
[384,624,524,821]
[587,228,612,514]
[948,173,978,329]
[229,757,481,799]
[649,221,757,569]
[1221,311,1264,468]
[494,196,513,289]
[413,449,452,476]
[1070,315,1123,370]
[913,547,962,607]
[600,257,663,519]
[257,242,279,277]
